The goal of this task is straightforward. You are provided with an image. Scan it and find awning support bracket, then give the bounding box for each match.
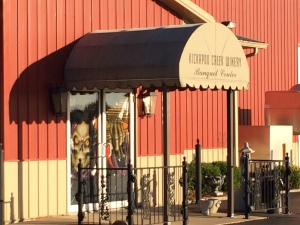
[246,47,258,58]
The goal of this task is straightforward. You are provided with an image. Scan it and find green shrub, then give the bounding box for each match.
[186,160,241,195]
[212,161,241,191]
[201,163,222,194]
[187,159,300,199]
[278,164,300,190]
[187,159,196,190]
[202,162,222,176]
[290,165,300,189]
[212,161,227,175]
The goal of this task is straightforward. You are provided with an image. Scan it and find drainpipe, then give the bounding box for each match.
[246,47,258,58]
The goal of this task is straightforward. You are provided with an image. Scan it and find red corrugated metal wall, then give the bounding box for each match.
[194,0,299,149]
[2,0,182,161]
[0,0,3,146]
[138,0,299,156]
[195,0,299,126]
[2,0,299,159]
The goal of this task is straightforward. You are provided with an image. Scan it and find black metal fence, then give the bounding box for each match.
[243,153,291,218]
[76,158,188,225]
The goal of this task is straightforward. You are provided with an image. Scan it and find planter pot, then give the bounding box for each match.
[204,175,226,196]
[199,198,222,215]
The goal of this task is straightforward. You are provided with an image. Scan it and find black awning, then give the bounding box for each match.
[65,23,250,90]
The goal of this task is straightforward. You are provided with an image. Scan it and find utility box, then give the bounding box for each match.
[238,125,293,160]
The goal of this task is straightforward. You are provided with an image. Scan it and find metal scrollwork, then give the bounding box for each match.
[273,165,281,207]
[253,165,262,208]
[99,173,110,220]
[251,162,285,211]
[167,171,175,216]
[141,174,151,220]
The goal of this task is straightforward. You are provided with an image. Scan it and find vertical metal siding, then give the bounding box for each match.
[154,92,163,155]
[17,0,29,160]
[74,0,83,39]
[2,0,170,160]
[170,91,177,154]
[191,91,198,147]
[28,0,38,160]
[179,91,187,152]
[169,89,212,155]
[147,115,156,156]
[3,0,18,160]
[2,0,299,160]
[165,0,300,153]
[195,0,299,129]
[186,91,192,149]
[0,0,2,139]
[108,0,116,29]
[201,91,208,148]
[47,0,59,160]
[91,0,100,30]
[66,0,75,43]
[138,91,163,157]
[83,0,92,34]
[131,0,140,28]
[37,0,48,160]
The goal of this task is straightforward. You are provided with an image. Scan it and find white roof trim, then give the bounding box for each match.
[159,0,268,50]
[159,0,215,23]
[239,40,268,49]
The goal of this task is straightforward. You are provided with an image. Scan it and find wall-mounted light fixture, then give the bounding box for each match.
[50,86,68,116]
[221,21,236,29]
[142,92,158,116]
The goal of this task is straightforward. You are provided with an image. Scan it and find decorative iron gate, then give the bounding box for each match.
[76,158,188,225]
[242,153,291,218]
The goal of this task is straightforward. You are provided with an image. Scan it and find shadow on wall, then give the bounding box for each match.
[238,108,252,125]
[9,41,77,125]
[4,193,15,223]
[7,41,78,221]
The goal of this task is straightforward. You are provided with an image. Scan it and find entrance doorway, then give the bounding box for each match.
[103,92,132,208]
[68,90,134,212]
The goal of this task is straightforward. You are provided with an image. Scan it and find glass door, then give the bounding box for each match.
[103,92,132,208]
[68,90,134,212]
[68,91,99,212]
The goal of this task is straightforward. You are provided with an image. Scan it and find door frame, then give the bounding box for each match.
[67,89,135,212]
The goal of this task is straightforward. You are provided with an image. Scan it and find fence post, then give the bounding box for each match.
[76,159,84,225]
[244,153,250,219]
[127,162,135,225]
[285,153,291,214]
[182,157,188,225]
[195,139,202,203]
[0,143,4,225]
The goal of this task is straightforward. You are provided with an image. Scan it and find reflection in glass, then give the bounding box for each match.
[70,92,99,205]
[105,93,130,202]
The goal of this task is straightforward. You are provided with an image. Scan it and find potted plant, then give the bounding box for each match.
[187,160,241,215]
[200,163,224,215]
[204,175,225,196]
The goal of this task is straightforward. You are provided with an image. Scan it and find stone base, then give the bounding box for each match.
[199,198,222,215]
[212,191,224,196]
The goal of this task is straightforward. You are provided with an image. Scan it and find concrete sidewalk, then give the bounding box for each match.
[20,212,266,225]
[17,190,300,225]
[20,206,267,225]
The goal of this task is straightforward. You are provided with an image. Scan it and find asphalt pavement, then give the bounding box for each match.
[236,191,300,225]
